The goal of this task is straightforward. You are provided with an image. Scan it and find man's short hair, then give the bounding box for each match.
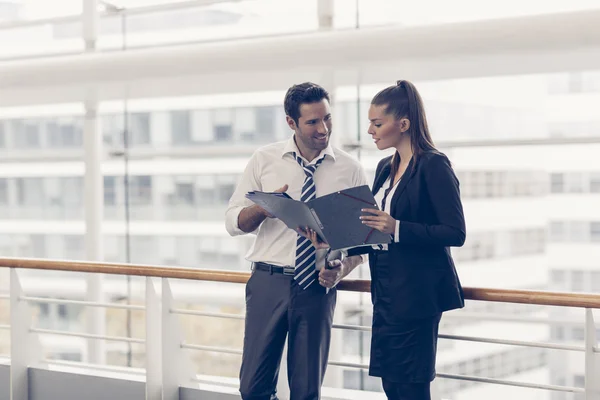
[284,82,330,124]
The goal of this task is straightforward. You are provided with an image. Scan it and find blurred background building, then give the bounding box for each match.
[1,1,600,399]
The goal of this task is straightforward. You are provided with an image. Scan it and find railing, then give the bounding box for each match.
[1,257,600,400]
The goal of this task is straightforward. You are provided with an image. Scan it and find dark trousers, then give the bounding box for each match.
[382,379,431,400]
[239,268,337,400]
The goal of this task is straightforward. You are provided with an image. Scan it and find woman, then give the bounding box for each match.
[306,80,466,400]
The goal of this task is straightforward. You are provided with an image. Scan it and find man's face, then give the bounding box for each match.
[287,99,332,156]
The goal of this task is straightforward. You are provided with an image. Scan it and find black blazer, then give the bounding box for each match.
[348,151,466,318]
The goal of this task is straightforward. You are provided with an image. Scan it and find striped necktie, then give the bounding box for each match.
[293,153,325,289]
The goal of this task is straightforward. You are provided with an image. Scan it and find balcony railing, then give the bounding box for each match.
[1,257,600,400]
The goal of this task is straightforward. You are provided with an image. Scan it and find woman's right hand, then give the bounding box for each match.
[297,226,330,250]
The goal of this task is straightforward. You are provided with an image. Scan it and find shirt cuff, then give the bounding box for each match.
[225,206,247,236]
[394,220,400,243]
[340,250,366,265]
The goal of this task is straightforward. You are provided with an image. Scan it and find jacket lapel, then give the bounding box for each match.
[390,156,417,216]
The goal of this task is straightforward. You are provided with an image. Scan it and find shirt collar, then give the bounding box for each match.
[281,136,336,164]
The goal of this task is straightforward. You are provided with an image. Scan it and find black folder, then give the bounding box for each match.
[246,185,391,250]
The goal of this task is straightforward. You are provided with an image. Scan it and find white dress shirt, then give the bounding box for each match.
[372,178,401,250]
[226,136,368,268]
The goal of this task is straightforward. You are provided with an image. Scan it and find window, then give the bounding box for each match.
[64,235,85,253]
[131,236,157,264]
[17,178,44,206]
[171,110,191,144]
[104,176,117,206]
[58,304,68,318]
[591,222,600,242]
[574,374,585,388]
[127,113,151,146]
[550,221,566,242]
[566,172,585,193]
[214,124,233,142]
[256,106,277,141]
[191,109,212,142]
[0,179,8,205]
[551,270,566,289]
[213,109,233,142]
[196,175,216,205]
[551,326,565,341]
[30,235,46,258]
[550,173,564,193]
[174,179,195,205]
[175,236,197,267]
[101,114,124,147]
[234,108,257,142]
[572,271,585,292]
[48,118,83,148]
[0,121,6,148]
[13,120,41,148]
[216,175,236,203]
[568,72,584,93]
[61,177,83,207]
[591,271,600,293]
[591,173,600,193]
[571,221,591,242]
[129,176,152,205]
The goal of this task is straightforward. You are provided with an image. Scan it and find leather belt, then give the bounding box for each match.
[252,262,295,276]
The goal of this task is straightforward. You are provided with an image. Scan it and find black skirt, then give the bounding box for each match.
[369,251,441,383]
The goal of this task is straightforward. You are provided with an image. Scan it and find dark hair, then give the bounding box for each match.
[284,82,330,124]
[371,80,437,177]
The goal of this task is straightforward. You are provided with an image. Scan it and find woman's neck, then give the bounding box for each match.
[395,138,413,167]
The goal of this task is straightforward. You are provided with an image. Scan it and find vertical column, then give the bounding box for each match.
[83,0,99,51]
[84,96,106,364]
[316,0,340,150]
[83,0,106,366]
[317,0,334,31]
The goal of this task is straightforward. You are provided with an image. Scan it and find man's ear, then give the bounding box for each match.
[286,115,297,131]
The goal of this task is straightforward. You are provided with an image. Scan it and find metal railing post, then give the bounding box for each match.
[276,339,290,400]
[585,309,600,399]
[9,269,43,400]
[145,277,162,400]
[162,278,195,400]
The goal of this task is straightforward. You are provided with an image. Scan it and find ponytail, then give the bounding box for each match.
[372,80,437,178]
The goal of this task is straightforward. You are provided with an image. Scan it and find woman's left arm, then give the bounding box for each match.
[398,154,466,247]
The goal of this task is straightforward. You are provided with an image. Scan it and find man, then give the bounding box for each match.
[225,82,367,400]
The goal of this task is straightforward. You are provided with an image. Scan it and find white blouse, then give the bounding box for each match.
[371,178,401,250]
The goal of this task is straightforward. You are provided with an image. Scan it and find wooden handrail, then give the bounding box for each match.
[1,257,599,309]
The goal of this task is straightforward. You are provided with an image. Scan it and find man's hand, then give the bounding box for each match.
[318,255,365,289]
[262,184,289,218]
[238,184,288,232]
[318,259,343,289]
[297,227,330,250]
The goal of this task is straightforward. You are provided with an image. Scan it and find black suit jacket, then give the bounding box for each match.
[348,151,466,318]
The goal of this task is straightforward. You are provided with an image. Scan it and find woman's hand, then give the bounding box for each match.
[360,208,396,235]
[297,226,330,250]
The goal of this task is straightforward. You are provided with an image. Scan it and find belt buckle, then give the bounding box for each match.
[282,266,295,276]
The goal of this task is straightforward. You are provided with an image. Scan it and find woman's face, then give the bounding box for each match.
[367,104,408,151]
